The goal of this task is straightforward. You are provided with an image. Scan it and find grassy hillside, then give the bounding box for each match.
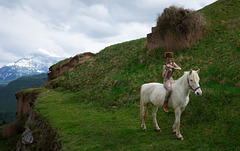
[40,0,240,149]
[2,0,239,150]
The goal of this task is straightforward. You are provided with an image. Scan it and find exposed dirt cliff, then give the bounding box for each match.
[48,52,96,81]
[15,89,61,151]
[16,109,61,151]
[15,89,39,120]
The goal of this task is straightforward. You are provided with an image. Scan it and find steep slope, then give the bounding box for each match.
[10,0,240,150]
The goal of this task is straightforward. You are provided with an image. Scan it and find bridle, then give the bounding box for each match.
[187,77,200,93]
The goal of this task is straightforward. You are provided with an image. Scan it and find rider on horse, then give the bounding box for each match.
[162,52,181,113]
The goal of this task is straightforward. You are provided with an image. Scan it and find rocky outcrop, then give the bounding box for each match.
[16,109,61,151]
[48,52,96,81]
[147,27,162,50]
[15,89,61,151]
[21,126,34,145]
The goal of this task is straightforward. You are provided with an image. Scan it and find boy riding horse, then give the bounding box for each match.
[162,52,181,113]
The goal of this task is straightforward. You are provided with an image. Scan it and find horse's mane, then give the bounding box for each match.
[176,71,188,82]
[174,70,199,86]
[173,71,190,87]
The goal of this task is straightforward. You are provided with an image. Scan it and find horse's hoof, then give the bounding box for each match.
[178,137,184,141]
[141,124,146,131]
[154,129,162,132]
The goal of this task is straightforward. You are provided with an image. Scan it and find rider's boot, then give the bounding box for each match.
[163,100,169,113]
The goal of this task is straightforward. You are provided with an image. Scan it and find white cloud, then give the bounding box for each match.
[0,0,217,67]
[37,48,59,57]
[0,47,20,67]
[86,4,110,20]
[102,22,151,44]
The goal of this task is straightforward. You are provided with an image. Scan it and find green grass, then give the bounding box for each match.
[35,88,240,150]
[5,0,240,150]
[38,0,240,149]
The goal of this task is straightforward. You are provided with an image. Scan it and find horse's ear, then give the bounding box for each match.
[189,69,192,75]
[197,69,200,74]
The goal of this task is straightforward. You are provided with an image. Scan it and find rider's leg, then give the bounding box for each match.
[163,82,172,113]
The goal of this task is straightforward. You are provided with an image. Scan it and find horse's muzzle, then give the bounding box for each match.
[195,88,202,96]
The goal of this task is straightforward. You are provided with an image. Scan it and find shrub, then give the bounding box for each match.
[2,119,24,139]
[156,6,207,51]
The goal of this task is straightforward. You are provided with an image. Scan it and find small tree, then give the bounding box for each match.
[155,6,207,51]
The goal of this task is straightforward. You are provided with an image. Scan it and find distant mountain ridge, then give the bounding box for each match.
[0,73,48,124]
[0,54,64,85]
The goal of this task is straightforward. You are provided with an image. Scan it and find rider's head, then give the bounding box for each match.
[165,52,173,64]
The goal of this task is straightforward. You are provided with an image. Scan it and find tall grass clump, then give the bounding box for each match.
[156,6,208,51]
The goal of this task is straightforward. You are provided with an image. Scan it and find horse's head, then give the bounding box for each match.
[187,69,202,96]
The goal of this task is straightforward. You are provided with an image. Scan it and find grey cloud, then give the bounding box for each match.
[0,0,21,8]
[0,0,217,67]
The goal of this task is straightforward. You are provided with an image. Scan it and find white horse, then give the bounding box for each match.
[140,69,202,140]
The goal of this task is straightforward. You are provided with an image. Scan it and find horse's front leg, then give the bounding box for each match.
[152,106,162,132]
[172,122,177,134]
[174,108,183,140]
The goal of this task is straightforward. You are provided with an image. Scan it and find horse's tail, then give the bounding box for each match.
[140,97,148,122]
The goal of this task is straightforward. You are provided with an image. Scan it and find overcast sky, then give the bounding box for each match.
[0,0,216,67]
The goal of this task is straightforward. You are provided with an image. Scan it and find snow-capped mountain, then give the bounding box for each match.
[0,53,64,85]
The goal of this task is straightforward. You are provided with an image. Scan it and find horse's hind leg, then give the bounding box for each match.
[152,106,162,132]
[141,102,148,131]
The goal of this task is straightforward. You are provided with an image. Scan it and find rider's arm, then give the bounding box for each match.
[162,65,166,78]
[173,62,181,70]
[166,64,174,69]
